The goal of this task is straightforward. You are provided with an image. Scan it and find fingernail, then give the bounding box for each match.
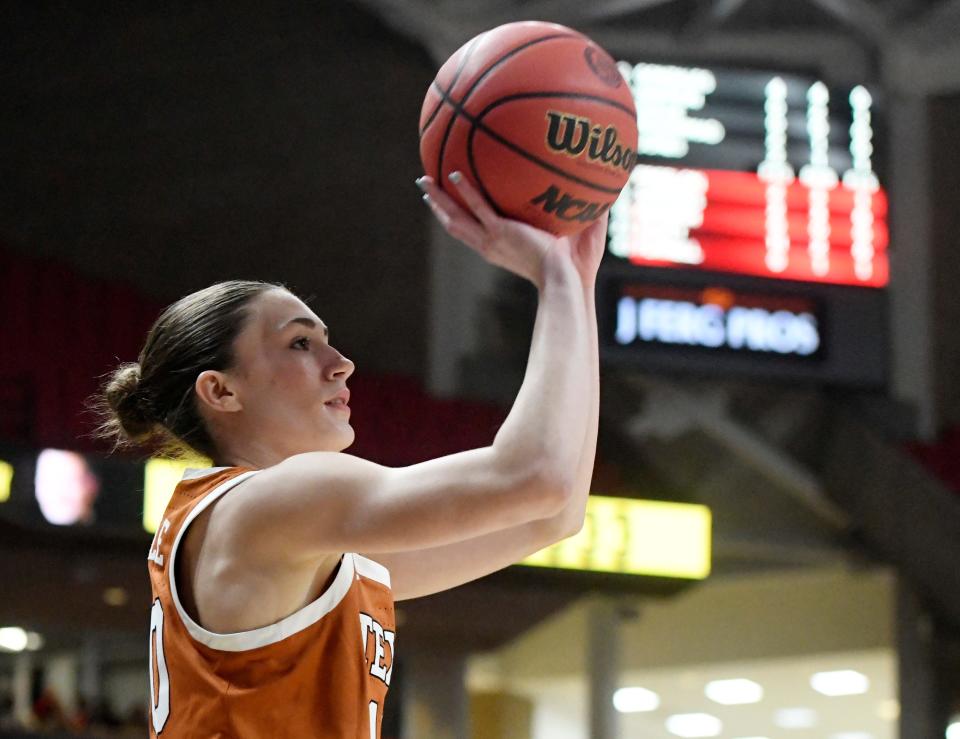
[449,171,463,184]
[415,177,427,191]
[422,194,432,205]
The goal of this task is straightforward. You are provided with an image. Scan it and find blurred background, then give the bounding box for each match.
[2,1,960,737]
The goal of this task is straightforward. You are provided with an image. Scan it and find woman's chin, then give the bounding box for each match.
[335,425,356,452]
[313,424,354,453]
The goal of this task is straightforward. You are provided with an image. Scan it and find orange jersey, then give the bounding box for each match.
[147,466,395,738]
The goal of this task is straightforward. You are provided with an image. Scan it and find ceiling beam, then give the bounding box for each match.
[588,28,872,84]
[353,0,874,83]
[805,0,891,46]
[901,0,960,48]
[683,0,750,37]
[623,377,850,531]
[578,0,686,20]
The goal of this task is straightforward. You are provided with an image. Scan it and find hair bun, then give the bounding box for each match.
[104,363,155,441]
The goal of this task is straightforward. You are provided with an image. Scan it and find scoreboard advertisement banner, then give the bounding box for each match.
[599,264,887,386]
[601,61,888,386]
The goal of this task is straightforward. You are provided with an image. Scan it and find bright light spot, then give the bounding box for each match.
[521,495,711,579]
[0,627,28,652]
[25,632,44,651]
[705,678,764,705]
[613,686,660,713]
[34,449,100,525]
[877,698,900,721]
[811,669,870,696]
[666,713,722,737]
[947,716,960,739]
[143,455,211,533]
[103,587,129,607]
[774,707,818,729]
[0,460,12,502]
[621,62,725,158]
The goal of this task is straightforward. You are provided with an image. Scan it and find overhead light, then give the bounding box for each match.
[947,716,960,739]
[705,678,763,705]
[613,687,660,713]
[811,669,870,696]
[25,632,44,651]
[877,698,900,721]
[665,713,722,737]
[0,627,28,652]
[103,587,129,607]
[774,707,817,729]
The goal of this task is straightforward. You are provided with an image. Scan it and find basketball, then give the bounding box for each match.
[419,21,638,237]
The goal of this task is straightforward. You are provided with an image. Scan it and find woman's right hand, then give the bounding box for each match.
[418,172,582,290]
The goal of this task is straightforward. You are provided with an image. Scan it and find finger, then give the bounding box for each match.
[421,184,487,242]
[423,194,488,249]
[417,176,464,214]
[417,175,479,224]
[576,210,610,243]
[448,172,500,229]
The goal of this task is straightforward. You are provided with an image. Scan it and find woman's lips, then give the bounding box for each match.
[323,386,350,413]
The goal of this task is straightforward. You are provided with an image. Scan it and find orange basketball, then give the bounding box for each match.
[419,21,638,237]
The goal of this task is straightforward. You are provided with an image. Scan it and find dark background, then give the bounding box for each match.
[1,1,434,381]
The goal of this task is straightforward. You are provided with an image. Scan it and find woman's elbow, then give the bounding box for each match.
[561,510,586,539]
[534,507,585,548]
[524,466,577,519]
[492,451,576,520]
[529,462,590,536]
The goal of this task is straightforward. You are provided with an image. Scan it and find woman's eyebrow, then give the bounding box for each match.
[278,317,329,337]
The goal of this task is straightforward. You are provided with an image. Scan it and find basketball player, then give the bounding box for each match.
[97,173,602,738]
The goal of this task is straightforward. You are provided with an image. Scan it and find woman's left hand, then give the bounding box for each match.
[418,173,608,290]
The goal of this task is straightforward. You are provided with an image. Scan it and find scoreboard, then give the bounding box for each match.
[600,62,887,387]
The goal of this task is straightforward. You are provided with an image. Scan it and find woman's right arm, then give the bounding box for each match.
[219,175,595,561]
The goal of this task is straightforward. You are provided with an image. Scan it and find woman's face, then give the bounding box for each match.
[221,289,356,457]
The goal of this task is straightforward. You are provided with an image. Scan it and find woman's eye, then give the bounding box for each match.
[292,337,311,350]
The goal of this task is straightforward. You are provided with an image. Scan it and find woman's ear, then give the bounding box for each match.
[195,370,243,414]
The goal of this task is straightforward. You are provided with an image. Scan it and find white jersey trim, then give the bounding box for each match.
[353,554,391,588]
[167,469,357,653]
[182,467,231,480]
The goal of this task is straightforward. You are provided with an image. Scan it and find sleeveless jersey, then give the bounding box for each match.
[146,466,395,738]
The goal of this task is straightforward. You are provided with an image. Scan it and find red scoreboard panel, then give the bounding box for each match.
[600,63,887,387]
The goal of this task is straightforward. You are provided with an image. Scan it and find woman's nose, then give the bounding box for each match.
[325,349,355,381]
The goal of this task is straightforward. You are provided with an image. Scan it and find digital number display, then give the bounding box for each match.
[520,496,711,580]
[608,63,887,288]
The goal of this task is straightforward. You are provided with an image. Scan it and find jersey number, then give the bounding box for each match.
[149,599,170,733]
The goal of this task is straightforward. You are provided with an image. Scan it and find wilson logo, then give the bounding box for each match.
[530,184,613,223]
[545,111,635,173]
[583,46,622,88]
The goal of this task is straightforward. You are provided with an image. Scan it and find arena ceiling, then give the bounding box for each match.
[356,0,960,91]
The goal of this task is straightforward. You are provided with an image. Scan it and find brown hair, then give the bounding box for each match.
[90,280,286,460]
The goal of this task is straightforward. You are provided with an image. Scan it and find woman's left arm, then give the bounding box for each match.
[366,250,601,601]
